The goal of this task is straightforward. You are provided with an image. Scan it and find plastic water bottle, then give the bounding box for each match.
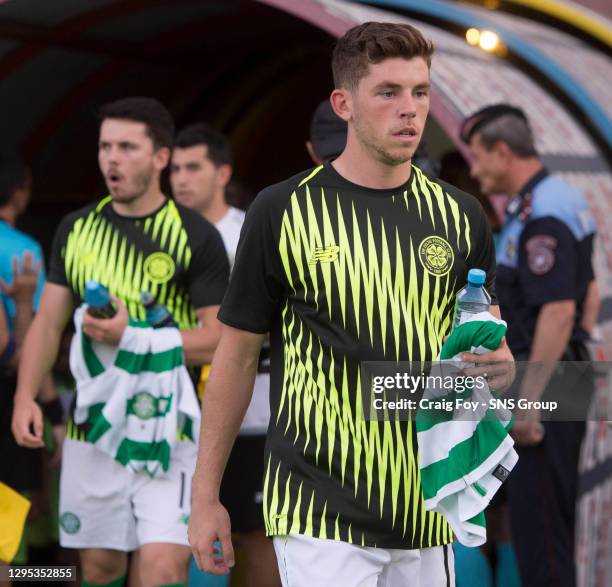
[452,269,491,329]
[141,291,176,328]
[84,280,116,318]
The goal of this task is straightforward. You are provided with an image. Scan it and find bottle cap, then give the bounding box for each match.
[84,280,110,308]
[140,291,155,306]
[467,268,486,286]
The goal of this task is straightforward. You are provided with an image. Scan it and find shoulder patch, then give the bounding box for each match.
[525,235,557,275]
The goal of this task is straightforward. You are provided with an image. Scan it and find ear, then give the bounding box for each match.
[217,164,233,189]
[305,141,322,165]
[493,141,512,161]
[154,147,171,171]
[330,89,352,122]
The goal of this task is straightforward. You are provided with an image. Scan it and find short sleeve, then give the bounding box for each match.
[518,217,576,306]
[467,205,498,304]
[188,225,230,309]
[47,215,72,287]
[218,190,286,333]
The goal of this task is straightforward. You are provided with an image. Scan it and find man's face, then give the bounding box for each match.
[349,57,430,166]
[98,119,164,203]
[468,134,508,195]
[170,145,221,215]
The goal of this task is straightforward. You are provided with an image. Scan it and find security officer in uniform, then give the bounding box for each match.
[461,104,598,587]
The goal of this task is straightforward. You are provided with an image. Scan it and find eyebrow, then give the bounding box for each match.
[372,81,431,91]
[373,82,403,91]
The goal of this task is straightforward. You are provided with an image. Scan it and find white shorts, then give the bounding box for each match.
[59,438,197,551]
[273,535,455,587]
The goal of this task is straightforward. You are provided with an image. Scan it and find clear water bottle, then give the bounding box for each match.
[452,269,491,329]
[84,280,116,319]
[141,291,176,328]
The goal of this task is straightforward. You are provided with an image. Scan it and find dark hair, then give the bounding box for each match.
[99,97,174,150]
[174,123,233,167]
[477,114,537,159]
[332,22,434,91]
[0,152,29,207]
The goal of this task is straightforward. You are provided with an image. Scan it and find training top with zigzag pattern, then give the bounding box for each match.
[47,196,229,441]
[219,163,497,550]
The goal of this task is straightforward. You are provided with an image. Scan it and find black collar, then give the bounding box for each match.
[518,167,549,197]
[506,167,549,218]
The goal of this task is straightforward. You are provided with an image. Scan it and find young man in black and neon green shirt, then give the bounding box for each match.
[13,97,229,587]
[189,22,513,586]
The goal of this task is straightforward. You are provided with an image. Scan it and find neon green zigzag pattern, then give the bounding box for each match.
[62,199,196,328]
[264,167,472,545]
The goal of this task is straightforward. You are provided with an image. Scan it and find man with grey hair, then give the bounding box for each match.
[461,104,598,587]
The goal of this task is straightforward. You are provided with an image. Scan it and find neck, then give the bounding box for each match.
[0,206,16,226]
[111,184,166,217]
[506,158,544,195]
[331,134,412,189]
[202,192,230,225]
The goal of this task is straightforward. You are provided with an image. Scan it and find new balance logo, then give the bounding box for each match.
[309,245,340,265]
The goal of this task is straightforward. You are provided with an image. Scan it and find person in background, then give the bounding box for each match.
[12,97,229,587]
[461,103,597,587]
[439,150,501,234]
[305,99,347,165]
[0,153,63,570]
[171,122,280,587]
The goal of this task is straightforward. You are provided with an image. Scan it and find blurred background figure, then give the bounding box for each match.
[306,99,347,165]
[438,150,501,236]
[462,103,598,587]
[171,123,280,587]
[0,152,65,577]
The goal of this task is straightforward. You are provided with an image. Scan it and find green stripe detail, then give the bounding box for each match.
[82,332,105,377]
[115,438,171,472]
[84,402,111,443]
[82,576,125,587]
[115,346,183,374]
[420,419,510,501]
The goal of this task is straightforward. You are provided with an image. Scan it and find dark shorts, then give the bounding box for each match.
[0,374,42,492]
[220,434,267,533]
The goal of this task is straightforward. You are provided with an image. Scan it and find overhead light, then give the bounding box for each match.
[478,30,500,52]
[465,28,480,45]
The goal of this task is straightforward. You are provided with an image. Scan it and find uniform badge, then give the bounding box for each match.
[60,512,81,534]
[525,235,557,275]
[418,236,454,277]
[131,391,157,419]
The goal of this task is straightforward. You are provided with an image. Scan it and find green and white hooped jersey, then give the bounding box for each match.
[219,163,498,549]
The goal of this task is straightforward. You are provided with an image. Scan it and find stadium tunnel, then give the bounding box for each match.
[1,0,612,337]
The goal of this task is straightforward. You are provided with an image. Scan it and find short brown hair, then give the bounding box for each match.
[332,22,434,91]
[99,97,174,150]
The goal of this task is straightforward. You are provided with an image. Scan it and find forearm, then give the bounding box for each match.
[38,375,58,402]
[15,314,62,401]
[521,304,574,402]
[580,280,599,335]
[13,300,34,346]
[192,352,258,502]
[181,326,222,365]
